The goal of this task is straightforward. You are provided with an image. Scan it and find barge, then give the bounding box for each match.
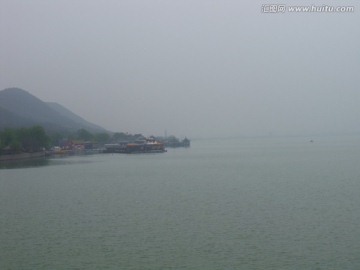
[104,139,166,154]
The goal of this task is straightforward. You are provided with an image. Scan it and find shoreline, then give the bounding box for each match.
[0,152,45,162]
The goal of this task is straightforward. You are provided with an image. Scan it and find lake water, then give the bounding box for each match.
[1,136,360,269]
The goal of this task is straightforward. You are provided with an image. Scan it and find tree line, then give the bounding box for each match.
[0,126,49,154]
[50,129,144,146]
[0,126,148,155]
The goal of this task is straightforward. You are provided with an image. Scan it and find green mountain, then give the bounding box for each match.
[0,106,36,128]
[0,88,107,133]
[46,102,105,132]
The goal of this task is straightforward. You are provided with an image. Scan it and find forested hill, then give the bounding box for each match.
[0,88,106,133]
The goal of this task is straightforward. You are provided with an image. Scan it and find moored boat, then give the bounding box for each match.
[103,138,166,154]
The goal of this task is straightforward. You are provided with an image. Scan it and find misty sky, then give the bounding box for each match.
[1,0,359,138]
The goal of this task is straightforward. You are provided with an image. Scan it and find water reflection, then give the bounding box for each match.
[48,156,96,166]
[0,158,50,169]
[0,156,97,169]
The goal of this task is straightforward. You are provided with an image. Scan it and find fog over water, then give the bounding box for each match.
[1,0,359,138]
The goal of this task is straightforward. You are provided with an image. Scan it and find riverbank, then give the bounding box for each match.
[0,152,45,162]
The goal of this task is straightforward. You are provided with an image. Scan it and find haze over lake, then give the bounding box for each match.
[1,1,360,269]
[1,0,359,138]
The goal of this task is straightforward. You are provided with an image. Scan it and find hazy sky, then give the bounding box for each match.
[1,0,359,138]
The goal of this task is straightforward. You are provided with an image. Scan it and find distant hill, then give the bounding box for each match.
[0,106,37,128]
[0,88,107,133]
[46,102,105,132]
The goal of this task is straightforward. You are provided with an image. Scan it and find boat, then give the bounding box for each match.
[103,138,166,154]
